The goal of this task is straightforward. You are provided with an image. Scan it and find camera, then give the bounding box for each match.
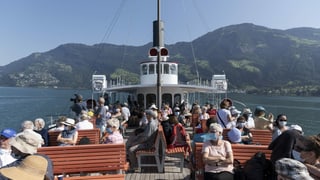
[70,94,82,103]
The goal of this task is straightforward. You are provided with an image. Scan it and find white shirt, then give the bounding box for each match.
[76,120,94,130]
[121,107,131,121]
[0,148,16,168]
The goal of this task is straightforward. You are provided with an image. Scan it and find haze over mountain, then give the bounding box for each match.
[1,23,320,95]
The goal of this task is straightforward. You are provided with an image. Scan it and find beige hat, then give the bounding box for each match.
[275,158,312,179]
[107,118,120,129]
[62,118,75,126]
[0,155,48,180]
[9,131,42,154]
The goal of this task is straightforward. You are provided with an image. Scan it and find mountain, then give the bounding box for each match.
[1,23,320,95]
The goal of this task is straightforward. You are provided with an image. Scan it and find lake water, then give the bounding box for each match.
[0,87,319,135]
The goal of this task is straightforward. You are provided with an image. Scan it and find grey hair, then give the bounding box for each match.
[21,120,34,130]
[34,118,46,130]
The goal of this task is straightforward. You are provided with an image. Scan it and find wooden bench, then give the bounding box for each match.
[136,125,162,172]
[55,174,125,180]
[48,128,100,146]
[56,174,125,180]
[222,128,272,145]
[38,143,128,178]
[158,124,186,173]
[193,142,271,180]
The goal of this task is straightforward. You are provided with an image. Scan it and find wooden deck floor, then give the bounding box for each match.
[125,156,191,180]
[124,126,193,180]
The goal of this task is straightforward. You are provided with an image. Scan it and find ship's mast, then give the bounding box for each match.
[155,0,162,109]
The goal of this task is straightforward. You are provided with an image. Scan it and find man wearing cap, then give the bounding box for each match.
[0,130,54,180]
[0,129,17,168]
[253,106,273,130]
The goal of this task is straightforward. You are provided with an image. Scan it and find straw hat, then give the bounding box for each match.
[107,118,120,129]
[0,155,48,180]
[62,118,75,127]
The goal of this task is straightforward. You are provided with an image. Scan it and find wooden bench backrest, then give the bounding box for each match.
[38,143,127,175]
[48,128,100,146]
[222,128,271,145]
[194,142,271,171]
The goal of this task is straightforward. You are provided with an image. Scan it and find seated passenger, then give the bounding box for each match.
[126,110,158,172]
[75,113,94,130]
[253,106,273,130]
[168,115,191,154]
[102,118,123,144]
[271,114,289,141]
[202,123,234,180]
[57,118,78,146]
[227,127,242,144]
[236,116,252,144]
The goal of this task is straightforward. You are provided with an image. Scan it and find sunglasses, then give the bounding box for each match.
[279,119,287,121]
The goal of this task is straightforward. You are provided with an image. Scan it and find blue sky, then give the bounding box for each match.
[1,0,320,66]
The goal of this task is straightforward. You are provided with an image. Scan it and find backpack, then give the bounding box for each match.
[78,136,91,145]
[243,152,273,180]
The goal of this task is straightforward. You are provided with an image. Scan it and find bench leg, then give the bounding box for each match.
[155,155,162,173]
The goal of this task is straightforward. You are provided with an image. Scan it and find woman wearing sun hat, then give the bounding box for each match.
[57,118,78,146]
[0,155,49,180]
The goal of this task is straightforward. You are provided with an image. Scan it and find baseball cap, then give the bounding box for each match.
[1,128,17,139]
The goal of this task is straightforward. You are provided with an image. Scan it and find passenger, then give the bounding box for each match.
[199,106,210,133]
[70,94,87,118]
[102,118,123,144]
[94,97,108,137]
[235,116,252,144]
[271,114,289,141]
[230,106,241,120]
[227,127,242,144]
[191,103,201,133]
[0,155,49,180]
[57,118,78,146]
[75,113,94,130]
[48,116,66,132]
[202,123,234,180]
[161,116,172,145]
[275,158,313,180]
[120,102,131,135]
[126,110,158,172]
[0,128,17,168]
[34,118,49,146]
[1,130,54,180]
[149,104,159,119]
[216,98,235,129]
[268,124,304,164]
[253,106,273,130]
[242,107,255,129]
[295,135,320,179]
[19,120,44,147]
[168,115,191,154]
[207,104,217,118]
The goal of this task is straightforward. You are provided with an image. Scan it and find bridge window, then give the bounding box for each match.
[170,64,177,74]
[163,64,169,74]
[137,94,144,108]
[149,64,155,74]
[142,64,148,75]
